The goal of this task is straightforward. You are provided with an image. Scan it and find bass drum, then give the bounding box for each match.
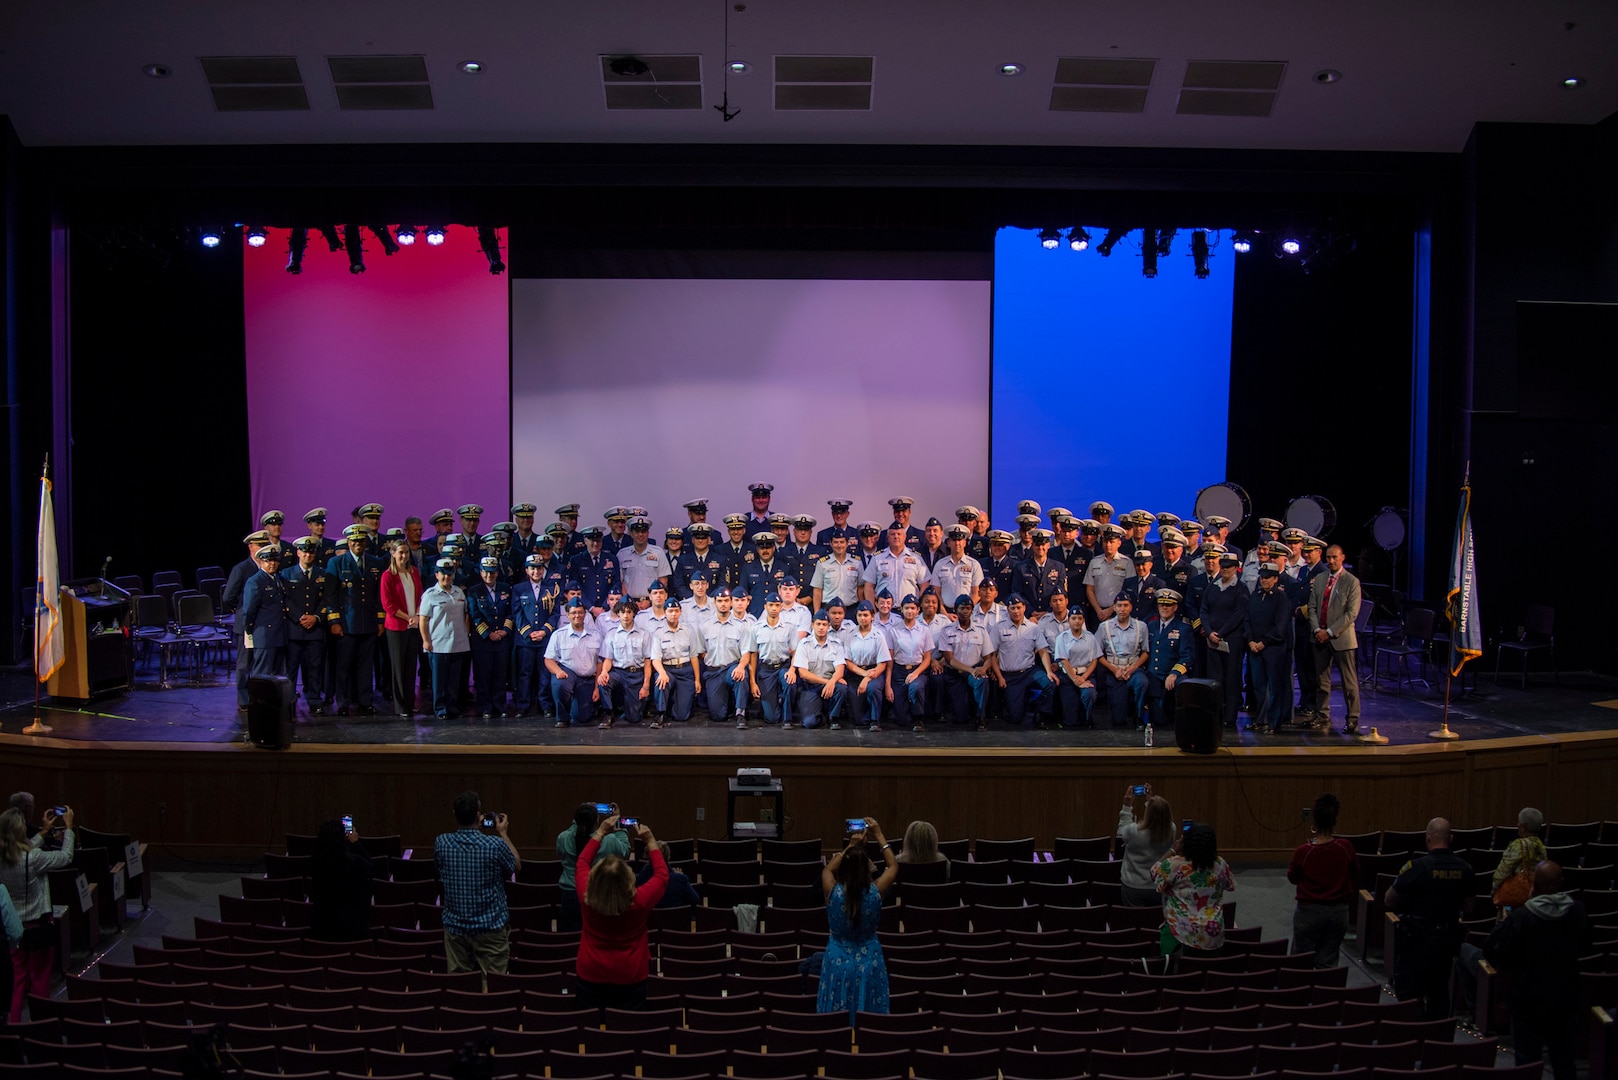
[1372,507,1407,550]
[1193,483,1252,531]
[1286,494,1338,539]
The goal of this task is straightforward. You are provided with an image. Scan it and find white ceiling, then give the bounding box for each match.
[1,0,1614,153]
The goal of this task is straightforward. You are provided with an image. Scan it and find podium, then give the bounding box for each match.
[46,579,132,703]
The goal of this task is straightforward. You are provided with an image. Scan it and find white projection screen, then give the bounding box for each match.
[511,278,991,529]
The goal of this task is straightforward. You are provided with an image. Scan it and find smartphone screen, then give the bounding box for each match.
[621,816,639,828]
[341,815,353,833]
[846,818,867,832]
[594,803,613,815]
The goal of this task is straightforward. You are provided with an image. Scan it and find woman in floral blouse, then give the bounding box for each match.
[1152,822,1236,963]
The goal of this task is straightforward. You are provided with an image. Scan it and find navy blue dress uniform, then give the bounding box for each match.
[954,507,987,561]
[258,511,296,566]
[1117,550,1166,616]
[601,508,634,556]
[281,538,330,714]
[1294,538,1330,718]
[673,528,733,601]
[468,558,515,718]
[1387,836,1478,1019]
[511,555,561,716]
[508,503,541,563]
[855,523,885,572]
[1246,566,1294,733]
[740,535,791,613]
[887,498,926,552]
[1145,593,1195,728]
[1011,532,1067,614]
[677,499,712,546]
[553,504,588,560]
[1197,554,1251,730]
[818,500,859,547]
[222,530,268,709]
[326,526,386,715]
[781,517,827,591]
[982,531,1021,600]
[1052,520,1094,616]
[453,504,486,562]
[419,509,455,562]
[567,528,621,611]
[240,547,291,680]
[1008,514,1041,560]
[302,509,340,564]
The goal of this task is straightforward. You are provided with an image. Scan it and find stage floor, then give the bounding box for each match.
[4,660,1614,751]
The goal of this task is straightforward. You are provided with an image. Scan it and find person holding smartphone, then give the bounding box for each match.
[575,813,667,1016]
[1118,784,1177,907]
[1152,821,1236,969]
[435,791,519,978]
[557,802,630,933]
[309,818,372,942]
[817,817,899,1021]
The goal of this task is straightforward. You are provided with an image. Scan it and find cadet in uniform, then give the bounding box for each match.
[1145,591,1194,730]
[810,531,862,612]
[568,526,620,615]
[282,536,330,716]
[1385,819,1478,1019]
[929,524,984,609]
[699,586,753,728]
[544,599,604,726]
[1012,530,1067,615]
[511,554,559,717]
[1051,608,1102,729]
[818,500,858,546]
[678,571,718,631]
[885,595,935,732]
[650,602,703,726]
[1117,548,1165,615]
[861,524,929,605]
[940,596,998,728]
[749,592,797,725]
[597,600,653,728]
[842,602,892,729]
[1096,594,1150,727]
[788,611,850,729]
[468,556,514,719]
[327,524,384,716]
[240,546,290,680]
[887,497,926,552]
[993,595,1054,726]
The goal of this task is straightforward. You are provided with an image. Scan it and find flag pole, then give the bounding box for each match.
[24,454,54,735]
[1430,461,1469,742]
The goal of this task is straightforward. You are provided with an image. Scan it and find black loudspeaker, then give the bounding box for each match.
[247,674,295,749]
[1174,677,1223,754]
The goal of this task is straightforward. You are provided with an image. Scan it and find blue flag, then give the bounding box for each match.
[1447,480,1482,676]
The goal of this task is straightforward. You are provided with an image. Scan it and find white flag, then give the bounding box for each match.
[36,474,64,683]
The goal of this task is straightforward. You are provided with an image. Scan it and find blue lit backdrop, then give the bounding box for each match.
[990,226,1235,529]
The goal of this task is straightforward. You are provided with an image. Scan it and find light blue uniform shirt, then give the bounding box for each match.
[940,622,996,668]
[919,615,953,659]
[810,554,863,606]
[618,545,671,599]
[600,624,652,667]
[634,608,671,635]
[420,584,470,653]
[1054,626,1103,672]
[791,636,845,679]
[752,619,797,665]
[1084,553,1132,608]
[861,548,929,604]
[886,620,933,666]
[652,623,702,663]
[1098,615,1149,666]
[994,618,1047,671]
[843,627,892,671]
[679,598,718,632]
[779,604,812,640]
[700,616,752,667]
[545,623,603,675]
[928,554,984,608]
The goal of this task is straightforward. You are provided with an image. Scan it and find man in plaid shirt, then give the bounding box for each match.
[435,791,520,976]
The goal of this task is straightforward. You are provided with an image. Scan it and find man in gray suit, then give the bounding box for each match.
[1307,544,1361,734]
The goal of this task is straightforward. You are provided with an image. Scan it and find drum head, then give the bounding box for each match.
[1286,495,1337,539]
[1194,483,1252,531]
[1373,508,1406,550]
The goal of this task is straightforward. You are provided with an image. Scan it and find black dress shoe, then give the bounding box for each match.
[358,704,376,715]
[481,711,494,720]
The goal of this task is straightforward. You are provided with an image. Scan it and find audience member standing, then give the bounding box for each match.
[575,814,668,1015]
[817,817,899,1021]
[435,792,519,979]
[1286,793,1359,967]
[1384,817,1475,1019]
[1153,822,1235,968]
[558,803,630,933]
[308,819,373,942]
[1118,786,1176,907]
[0,805,75,1022]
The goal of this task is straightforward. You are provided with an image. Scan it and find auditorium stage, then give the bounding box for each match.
[1,666,1615,866]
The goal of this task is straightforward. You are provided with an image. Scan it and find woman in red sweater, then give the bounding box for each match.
[379,541,425,716]
[1287,792,1360,968]
[575,815,668,1014]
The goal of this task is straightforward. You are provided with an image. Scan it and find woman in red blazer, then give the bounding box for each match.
[575,814,668,1015]
[379,541,425,716]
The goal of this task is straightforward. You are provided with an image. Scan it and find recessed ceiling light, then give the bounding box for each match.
[457,60,484,75]
[142,64,171,79]
[1561,75,1586,89]
[728,61,751,74]
[1313,69,1343,84]
[998,63,1024,77]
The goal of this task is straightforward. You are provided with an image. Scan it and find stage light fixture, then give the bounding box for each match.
[245,226,268,248]
[1155,228,1176,257]
[1038,227,1062,250]
[199,229,222,249]
[396,226,417,246]
[729,61,751,74]
[1141,230,1159,278]
[1096,227,1130,257]
[1281,237,1302,255]
[343,224,366,274]
[1232,230,1255,254]
[285,228,308,274]
[1067,227,1090,252]
[998,63,1024,76]
[477,226,506,274]
[609,56,651,77]
[1191,230,1211,279]
[425,226,447,246]
[1561,75,1585,90]
[317,226,344,253]
[367,224,400,256]
[457,60,485,74]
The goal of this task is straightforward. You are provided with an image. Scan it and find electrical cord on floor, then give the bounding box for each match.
[1216,744,1315,836]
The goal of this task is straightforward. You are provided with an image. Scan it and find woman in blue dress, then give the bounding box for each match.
[816,816,899,1019]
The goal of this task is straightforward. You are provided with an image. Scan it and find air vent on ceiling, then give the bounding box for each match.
[1050,57,1154,113]
[600,55,703,110]
[1177,60,1286,117]
[200,56,309,112]
[329,54,433,110]
[774,56,874,111]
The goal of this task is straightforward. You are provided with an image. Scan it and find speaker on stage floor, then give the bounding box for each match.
[247,675,295,750]
[1174,677,1222,755]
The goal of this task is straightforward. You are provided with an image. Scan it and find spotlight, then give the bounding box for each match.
[998,63,1024,77]
[1561,75,1585,90]
[367,224,400,256]
[457,60,484,75]
[1191,230,1211,279]
[1096,227,1130,257]
[1155,228,1176,257]
[1141,230,1159,278]
[1067,227,1090,252]
[396,226,417,246]
[425,226,447,246]
[477,226,506,274]
[245,226,268,248]
[1281,237,1302,255]
[199,229,222,249]
[1038,227,1062,250]
[317,226,343,253]
[728,61,751,74]
[1232,230,1255,254]
[343,224,366,274]
[285,228,308,274]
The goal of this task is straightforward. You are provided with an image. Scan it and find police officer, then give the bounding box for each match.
[650,601,703,726]
[240,546,290,680]
[597,600,653,728]
[929,524,984,609]
[1143,587,1195,712]
[259,511,295,565]
[281,536,330,716]
[673,523,732,601]
[467,556,514,719]
[568,526,620,615]
[818,500,858,547]
[810,531,862,612]
[511,554,559,717]
[1385,819,1478,1019]
[302,508,339,564]
[699,586,753,728]
[1118,548,1165,615]
[740,532,789,613]
[887,497,926,552]
[782,515,826,590]
[1013,529,1067,615]
[618,516,670,603]
[326,524,384,716]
